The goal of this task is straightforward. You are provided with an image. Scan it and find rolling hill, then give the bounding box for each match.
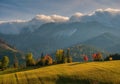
[83,32,120,51]
[0,38,24,65]
[0,61,120,84]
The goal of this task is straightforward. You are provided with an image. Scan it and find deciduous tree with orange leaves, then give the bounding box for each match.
[92,52,103,61]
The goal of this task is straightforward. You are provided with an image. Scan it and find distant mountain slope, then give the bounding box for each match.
[0,14,69,34]
[83,32,120,51]
[107,44,120,53]
[0,38,24,65]
[0,22,117,57]
[63,44,108,62]
[0,39,17,52]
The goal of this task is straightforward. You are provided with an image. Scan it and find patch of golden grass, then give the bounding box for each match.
[16,72,28,84]
[0,61,120,84]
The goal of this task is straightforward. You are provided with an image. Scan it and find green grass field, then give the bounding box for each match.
[0,61,120,84]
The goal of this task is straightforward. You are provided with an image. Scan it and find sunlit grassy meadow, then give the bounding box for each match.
[0,61,120,84]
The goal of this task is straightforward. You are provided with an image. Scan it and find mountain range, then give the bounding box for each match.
[1,8,120,35]
[0,8,120,57]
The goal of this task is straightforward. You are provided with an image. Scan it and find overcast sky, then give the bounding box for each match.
[0,0,120,21]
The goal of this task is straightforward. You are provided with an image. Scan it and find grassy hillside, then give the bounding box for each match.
[0,61,120,84]
[0,38,24,65]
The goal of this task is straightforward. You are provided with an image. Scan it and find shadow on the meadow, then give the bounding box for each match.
[55,75,113,84]
[68,62,90,66]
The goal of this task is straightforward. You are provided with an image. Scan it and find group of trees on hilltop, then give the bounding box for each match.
[105,53,120,61]
[1,47,120,71]
[25,48,73,67]
[26,53,36,66]
[83,52,120,61]
[0,56,9,70]
[82,52,104,62]
[92,53,103,61]
[0,48,72,70]
[0,50,106,71]
[25,52,53,67]
[17,51,120,68]
[56,48,72,64]
[36,53,53,66]
[0,55,19,70]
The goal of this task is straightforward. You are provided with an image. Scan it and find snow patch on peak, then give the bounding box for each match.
[89,8,120,16]
[70,8,120,27]
[50,14,69,22]
[33,14,53,22]
[70,12,83,22]
[73,12,84,17]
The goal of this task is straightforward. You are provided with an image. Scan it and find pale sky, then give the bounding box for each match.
[0,0,120,21]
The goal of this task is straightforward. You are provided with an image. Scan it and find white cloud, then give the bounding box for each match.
[0,20,27,24]
[89,8,120,16]
[0,21,6,24]
[32,14,69,23]
[70,8,120,27]
[33,15,53,22]
[0,21,27,34]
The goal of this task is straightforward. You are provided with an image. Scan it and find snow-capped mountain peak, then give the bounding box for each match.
[1,8,120,34]
[70,8,120,27]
